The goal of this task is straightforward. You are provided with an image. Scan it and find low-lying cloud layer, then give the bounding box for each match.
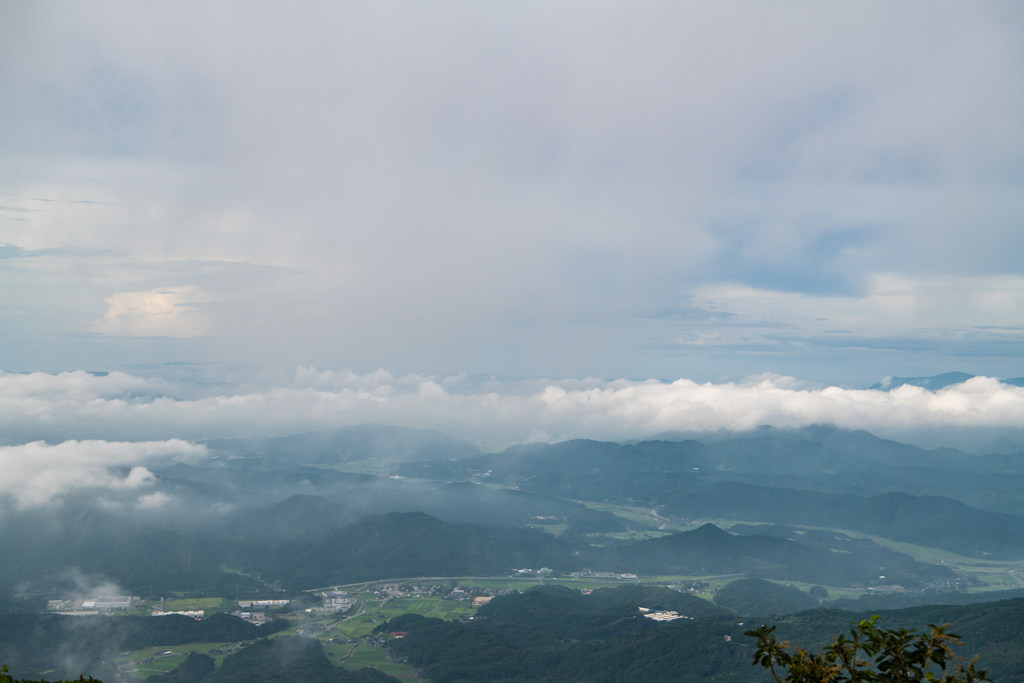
[0,438,206,508]
[0,369,1020,452]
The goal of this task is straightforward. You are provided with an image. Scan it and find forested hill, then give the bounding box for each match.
[203,424,480,465]
[155,467,589,530]
[580,523,952,587]
[0,498,959,596]
[0,507,584,595]
[395,426,1024,517]
[772,600,1024,683]
[0,613,289,681]
[659,484,1024,559]
[207,636,398,683]
[225,511,580,589]
[472,584,733,641]
[379,585,1024,683]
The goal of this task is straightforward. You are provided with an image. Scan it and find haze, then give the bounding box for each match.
[1,2,1021,384]
[4,7,1024,680]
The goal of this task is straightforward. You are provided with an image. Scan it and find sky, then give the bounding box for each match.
[1,2,1023,456]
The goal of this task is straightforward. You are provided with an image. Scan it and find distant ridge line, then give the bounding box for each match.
[868,372,1024,391]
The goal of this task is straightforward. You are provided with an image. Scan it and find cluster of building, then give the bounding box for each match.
[416,584,505,602]
[152,609,204,620]
[48,595,142,615]
[449,587,470,600]
[373,584,408,599]
[234,598,291,622]
[84,596,141,610]
[307,591,355,613]
[511,567,553,576]
[639,607,693,622]
[669,580,711,594]
[568,571,638,579]
[238,599,290,608]
[235,611,272,624]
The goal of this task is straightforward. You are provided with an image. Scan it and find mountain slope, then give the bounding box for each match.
[204,424,479,465]
[225,511,581,589]
[584,523,952,587]
[384,587,1024,683]
[661,483,1024,559]
[868,372,1024,391]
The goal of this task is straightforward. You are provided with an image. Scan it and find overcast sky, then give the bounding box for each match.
[1,2,1022,427]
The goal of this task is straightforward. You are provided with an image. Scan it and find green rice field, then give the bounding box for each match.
[123,642,240,678]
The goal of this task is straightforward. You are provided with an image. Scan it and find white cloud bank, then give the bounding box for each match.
[0,369,1020,507]
[0,369,1020,451]
[0,438,206,508]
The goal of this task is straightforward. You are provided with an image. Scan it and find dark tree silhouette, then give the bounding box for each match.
[2,665,101,683]
[747,616,989,683]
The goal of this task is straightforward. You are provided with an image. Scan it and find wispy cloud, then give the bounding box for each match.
[0,242,117,259]
[688,274,1024,348]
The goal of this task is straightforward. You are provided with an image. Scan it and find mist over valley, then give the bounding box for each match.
[2,2,1024,680]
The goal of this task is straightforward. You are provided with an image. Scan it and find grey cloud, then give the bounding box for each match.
[0,2,1020,383]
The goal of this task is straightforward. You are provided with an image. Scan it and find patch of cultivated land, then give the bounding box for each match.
[124,643,239,679]
[116,523,1024,682]
[339,644,414,679]
[159,597,231,612]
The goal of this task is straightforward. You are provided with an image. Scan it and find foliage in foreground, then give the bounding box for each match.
[2,664,101,683]
[748,616,989,683]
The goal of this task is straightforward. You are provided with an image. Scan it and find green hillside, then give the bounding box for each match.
[383,586,1024,682]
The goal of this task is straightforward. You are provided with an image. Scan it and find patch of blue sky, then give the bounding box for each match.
[702,219,876,296]
[0,242,117,259]
[758,331,1024,357]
